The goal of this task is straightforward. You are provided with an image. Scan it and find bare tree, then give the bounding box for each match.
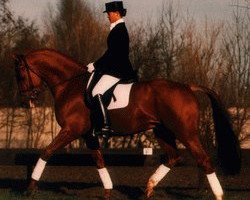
[132,1,184,80]
[43,0,107,63]
[220,0,250,140]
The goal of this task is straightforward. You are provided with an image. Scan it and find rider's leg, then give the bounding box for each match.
[92,75,120,96]
[92,75,120,131]
[93,94,111,131]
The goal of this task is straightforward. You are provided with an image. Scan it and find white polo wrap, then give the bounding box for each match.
[31,158,47,181]
[207,172,224,198]
[149,164,170,186]
[98,167,113,189]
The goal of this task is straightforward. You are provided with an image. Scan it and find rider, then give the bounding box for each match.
[86,1,137,133]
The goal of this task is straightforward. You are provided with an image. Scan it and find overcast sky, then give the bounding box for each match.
[8,0,241,30]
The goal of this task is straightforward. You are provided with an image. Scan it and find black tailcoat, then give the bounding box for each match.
[94,22,136,79]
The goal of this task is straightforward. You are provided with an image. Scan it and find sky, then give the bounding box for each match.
[7,0,242,31]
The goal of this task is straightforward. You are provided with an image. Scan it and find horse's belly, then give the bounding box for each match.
[109,106,158,134]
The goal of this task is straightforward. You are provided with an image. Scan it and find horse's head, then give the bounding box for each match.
[13,54,43,106]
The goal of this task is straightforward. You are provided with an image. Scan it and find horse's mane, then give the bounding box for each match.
[26,48,84,69]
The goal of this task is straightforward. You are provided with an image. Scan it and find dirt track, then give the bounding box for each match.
[0,150,250,199]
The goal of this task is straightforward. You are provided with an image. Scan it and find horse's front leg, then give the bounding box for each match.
[27,128,78,195]
[85,132,113,200]
[91,149,112,200]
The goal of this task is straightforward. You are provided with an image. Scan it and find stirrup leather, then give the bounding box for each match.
[96,94,110,129]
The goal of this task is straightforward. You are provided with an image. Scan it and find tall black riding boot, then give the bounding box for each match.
[95,94,111,133]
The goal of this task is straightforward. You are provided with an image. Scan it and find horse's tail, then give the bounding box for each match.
[190,84,241,175]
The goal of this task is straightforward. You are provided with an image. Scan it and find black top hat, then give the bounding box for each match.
[103,1,126,14]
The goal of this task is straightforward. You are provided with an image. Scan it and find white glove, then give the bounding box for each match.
[87,62,95,73]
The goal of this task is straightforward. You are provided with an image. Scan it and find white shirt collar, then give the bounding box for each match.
[110,18,125,31]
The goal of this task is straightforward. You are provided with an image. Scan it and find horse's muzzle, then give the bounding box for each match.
[19,88,40,108]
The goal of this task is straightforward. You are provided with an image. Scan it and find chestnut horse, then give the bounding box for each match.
[14,49,240,200]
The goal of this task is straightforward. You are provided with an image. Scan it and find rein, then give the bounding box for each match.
[49,71,86,89]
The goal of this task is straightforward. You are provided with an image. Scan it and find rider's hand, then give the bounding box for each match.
[87,62,95,73]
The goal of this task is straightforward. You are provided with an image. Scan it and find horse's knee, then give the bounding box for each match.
[70,121,91,138]
[91,150,105,169]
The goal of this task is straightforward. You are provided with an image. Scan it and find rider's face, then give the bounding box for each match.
[107,11,121,23]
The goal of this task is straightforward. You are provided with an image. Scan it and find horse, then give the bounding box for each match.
[13,49,241,200]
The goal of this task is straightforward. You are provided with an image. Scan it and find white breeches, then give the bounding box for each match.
[92,74,120,96]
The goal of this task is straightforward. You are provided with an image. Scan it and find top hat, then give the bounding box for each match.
[103,1,126,13]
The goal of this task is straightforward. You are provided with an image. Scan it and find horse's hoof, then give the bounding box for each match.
[145,188,154,199]
[216,196,223,200]
[104,189,112,200]
[26,179,38,197]
[145,179,155,198]
[25,187,38,197]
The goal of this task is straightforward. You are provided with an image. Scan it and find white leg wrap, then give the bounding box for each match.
[31,158,47,181]
[98,167,113,189]
[149,164,171,187]
[207,172,224,199]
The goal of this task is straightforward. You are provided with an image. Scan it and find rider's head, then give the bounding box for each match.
[103,1,127,23]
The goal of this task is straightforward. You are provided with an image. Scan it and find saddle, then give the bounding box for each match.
[85,75,135,110]
[84,73,136,138]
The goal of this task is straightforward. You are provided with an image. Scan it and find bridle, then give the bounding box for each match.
[15,55,41,100]
[15,55,86,100]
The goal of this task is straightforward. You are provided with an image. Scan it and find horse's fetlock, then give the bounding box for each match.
[198,156,214,174]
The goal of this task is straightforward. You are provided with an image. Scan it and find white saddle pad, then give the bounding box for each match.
[107,83,133,110]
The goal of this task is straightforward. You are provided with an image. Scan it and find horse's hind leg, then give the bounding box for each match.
[146,125,181,198]
[180,132,223,200]
[84,132,112,200]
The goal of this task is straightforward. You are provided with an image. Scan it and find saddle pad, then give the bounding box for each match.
[107,83,133,110]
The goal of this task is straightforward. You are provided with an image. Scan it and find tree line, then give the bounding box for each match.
[0,0,249,148]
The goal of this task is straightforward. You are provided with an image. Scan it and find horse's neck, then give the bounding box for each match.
[49,65,83,95]
[27,50,87,100]
[36,55,82,86]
